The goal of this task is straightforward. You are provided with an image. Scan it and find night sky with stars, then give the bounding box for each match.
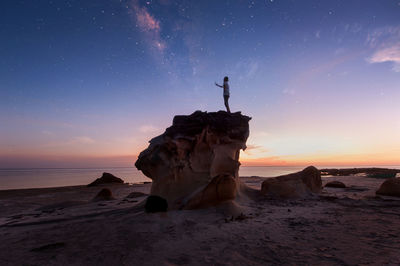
[1,0,400,167]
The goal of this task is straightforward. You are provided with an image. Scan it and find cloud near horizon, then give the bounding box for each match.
[139,124,160,133]
[71,136,95,144]
[43,136,95,148]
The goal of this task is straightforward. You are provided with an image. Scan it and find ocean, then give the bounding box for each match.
[0,166,399,190]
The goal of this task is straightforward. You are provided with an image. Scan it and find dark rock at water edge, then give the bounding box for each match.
[145,195,168,213]
[367,172,397,178]
[320,167,400,178]
[87,172,124,187]
[325,181,346,188]
[92,188,114,201]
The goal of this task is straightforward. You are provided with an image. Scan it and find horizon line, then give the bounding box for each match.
[1,164,400,170]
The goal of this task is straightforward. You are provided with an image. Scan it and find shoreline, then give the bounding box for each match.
[0,182,150,193]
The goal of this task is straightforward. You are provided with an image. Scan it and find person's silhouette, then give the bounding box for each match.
[215,76,231,113]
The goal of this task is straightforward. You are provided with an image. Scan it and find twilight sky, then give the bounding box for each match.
[1,0,400,168]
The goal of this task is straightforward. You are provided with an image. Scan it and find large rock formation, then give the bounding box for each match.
[135,111,251,209]
[261,166,322,198]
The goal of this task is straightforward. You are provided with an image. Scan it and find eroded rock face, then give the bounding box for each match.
[376,178,400,197]
[184,174,237,209]
[261,166,322,198]
[135,111,251,209]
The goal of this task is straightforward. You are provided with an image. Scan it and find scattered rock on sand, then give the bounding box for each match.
[376,178,400,197]
[261,166,322,198]
[145,195,168,213]
[87,172,124,187]
[135,111,251,209]
[92,188,114,201]
[325,181,346,188]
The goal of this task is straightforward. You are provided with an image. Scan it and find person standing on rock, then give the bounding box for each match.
[215,76,231,113]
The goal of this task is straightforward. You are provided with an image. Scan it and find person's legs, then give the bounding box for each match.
[224,95,231,113]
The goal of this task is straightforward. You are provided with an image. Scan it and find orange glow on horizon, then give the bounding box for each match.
[240,151,400,167]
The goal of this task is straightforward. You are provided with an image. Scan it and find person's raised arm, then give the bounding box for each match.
[215,82,223,88]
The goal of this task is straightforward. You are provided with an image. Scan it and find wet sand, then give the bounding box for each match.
[0,176,399,265]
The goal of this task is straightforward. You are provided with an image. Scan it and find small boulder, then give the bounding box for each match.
[376,178,400,197]
[261,166,322,198]
[261,178,300,198]
[299,166,323,193]
[87,172,124,187]
[145,195,168,213]
[92,188,114,201]
[325,181,346,188]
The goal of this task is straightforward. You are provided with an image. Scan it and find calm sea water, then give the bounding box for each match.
[0,166,399,190]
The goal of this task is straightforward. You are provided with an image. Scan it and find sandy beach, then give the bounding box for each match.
[1,175,399,265]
